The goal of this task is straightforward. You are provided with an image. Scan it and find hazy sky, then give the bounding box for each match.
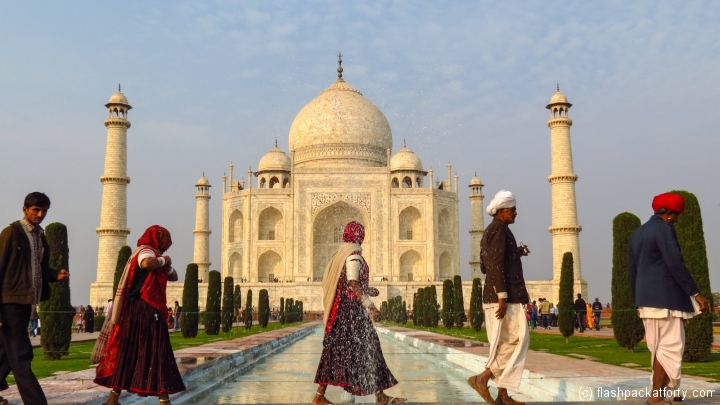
[1,2,718,306]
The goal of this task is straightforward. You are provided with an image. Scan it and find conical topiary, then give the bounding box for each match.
[469,278,484,332]
[279,297,286,325]
[557,252,575,343]
[181,264,199,338]
[453,275,466,329]
[441,279,454,328]
[258,289,270,328]
[40,222,73,360]
[204,270,221,335]
[611,213,644,351]
[221,276,234,332]
[233,285,242,324]
[244,290,253,329]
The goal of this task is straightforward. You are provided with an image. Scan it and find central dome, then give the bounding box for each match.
[289,78,392,168]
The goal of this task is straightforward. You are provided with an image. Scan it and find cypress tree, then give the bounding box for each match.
[429,285,439,327]
[181,263,199,338]
[298,301,304,321]
[221,276,234,332]
[558,252,575,343]
[244,289,253,329]
[285,298,294,323]
[112,246,132,297]
[411,292,418,326]
[233,285,242,325]
[204,270,221,335]
[401,300,408,324]
[453,275,466,329]
[670,190,714,362]
[40,223,73,360]
[469,278,484,332]
[258,289,270,328]
[380,301,388,321]
[279,297,286,325]
[611,213,644,351]
[441,279,454,328]
[416,288,426,326]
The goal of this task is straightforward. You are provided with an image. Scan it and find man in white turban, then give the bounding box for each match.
[468,190,530,405]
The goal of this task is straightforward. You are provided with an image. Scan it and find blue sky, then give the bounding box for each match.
[1,1,718,305]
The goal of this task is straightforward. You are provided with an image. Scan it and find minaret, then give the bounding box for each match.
[91,86,132,307]
[547,86,585,302]
[193,174,212,282]
[468,173,485,280]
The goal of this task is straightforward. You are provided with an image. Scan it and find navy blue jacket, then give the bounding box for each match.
[628,215,699,312]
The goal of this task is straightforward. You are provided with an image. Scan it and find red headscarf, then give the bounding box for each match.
[343,221,365,244]
[137,225,172,253]
[652,193,685,214]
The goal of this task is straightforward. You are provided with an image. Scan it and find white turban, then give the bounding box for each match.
[486,190,516,215]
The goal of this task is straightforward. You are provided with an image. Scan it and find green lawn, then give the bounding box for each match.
[381,321,720,382]
[10,322,307,386]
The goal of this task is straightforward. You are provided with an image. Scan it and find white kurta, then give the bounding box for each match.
[483,302,530,390]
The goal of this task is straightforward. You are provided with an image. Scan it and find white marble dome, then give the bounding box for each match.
[548,90,569,105]
[108,91,130,105]
[288,78,392,168]
[258,147,291,172]
[390,147,423,172]
[196,175,210,186]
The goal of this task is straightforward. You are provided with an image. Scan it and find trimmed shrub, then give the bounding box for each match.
[671,190,714,362]
[40,222,73,360]
[441,279,454,328]
[401,300,407,324]
[221,276,234,332]
[298,301,304,321]
[469,278,484,332]
[181,264,199,338]
[112,246,132,298]
[233,285,242,324]
[279,297,286,325]
[558,252,575,343]
[453,276,466,329]
[380,301,388,321]
[94,315,106,331]
[204,270,221,335]
[411,292,418,326]
[429,285,439,328]
[244,290,253,330]
[285,298,294,323]
[416,288,425,326]
[258,289,270,328]
[611,212,644,351]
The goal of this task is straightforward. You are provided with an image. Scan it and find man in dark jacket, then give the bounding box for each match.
[468,190,529,405]
[591,298,603,331]
[0,192,69,405]
[574,294,587,332]
[628,193,709,404]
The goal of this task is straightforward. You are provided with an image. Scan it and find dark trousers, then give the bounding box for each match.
[593,312,601,330]
[576,312,586,332]
[542,314,551,328]
[0,303,48,405]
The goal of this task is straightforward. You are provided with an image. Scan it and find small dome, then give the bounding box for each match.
[196,175,210,186]
[469,174,483,186]
[390,147,423,172]
[546,89,572,109]
[108,91,129,105]
[258,147,291,172]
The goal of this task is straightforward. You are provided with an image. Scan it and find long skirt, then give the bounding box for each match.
[314,294,397,396]
[94,299,186,396]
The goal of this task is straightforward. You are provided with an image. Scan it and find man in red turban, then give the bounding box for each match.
[629,193,709,404]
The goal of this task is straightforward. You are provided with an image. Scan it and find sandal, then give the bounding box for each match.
[384,397,407,405]
[468,376,496,405]
[314,390,334,405]
[0,396,8,405]
[104,389,121,405]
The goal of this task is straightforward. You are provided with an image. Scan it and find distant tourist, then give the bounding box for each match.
[173,301,180,330]
[0,192,69,405]
[592,298,603,331]
[92,225,186,405]
[84,305,95,333]
[574,294,587,332]
[104,299,113,317]
[539,298,551,329]
[628,193,709,404]
[29,304,39,337]
[468,190,530,405]
[550,303,558,327]
[313,222,405,405]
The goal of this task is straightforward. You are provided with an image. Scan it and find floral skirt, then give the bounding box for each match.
[314,294,397,396]
[94,299,186,396]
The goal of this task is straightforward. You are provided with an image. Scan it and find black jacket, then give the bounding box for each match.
[628,215,699,312]
[480,218,529,304]
[0,221,59,304]
[574,298,587,313]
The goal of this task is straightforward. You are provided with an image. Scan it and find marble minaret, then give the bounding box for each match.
[193,174,212,282]
[546,86,586,302]
[90,86,132,307]
[468,174,485,280]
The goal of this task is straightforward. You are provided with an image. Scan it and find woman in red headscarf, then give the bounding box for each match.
[313,222,405,405]
[92,225,186,405]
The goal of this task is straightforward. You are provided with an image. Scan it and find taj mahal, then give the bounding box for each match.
[88,57,587,311]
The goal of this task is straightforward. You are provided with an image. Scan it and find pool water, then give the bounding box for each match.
[197,327,506,403]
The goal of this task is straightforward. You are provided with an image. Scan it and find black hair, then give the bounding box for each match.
[24,192,51,208]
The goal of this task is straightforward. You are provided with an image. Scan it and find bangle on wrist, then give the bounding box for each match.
[361,296,373,308]
[157,257,166,267]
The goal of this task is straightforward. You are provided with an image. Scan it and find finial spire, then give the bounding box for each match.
[557,83,559,92]
[275,137,278,148]
[337,52,343,79]
[403,138,406,148]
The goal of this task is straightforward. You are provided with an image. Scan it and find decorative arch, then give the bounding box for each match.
[283,177,291,188]
[258,251,282,282]
[391,178,399,188]
[439,251,453,280]
[402,176,412,188]
[228,209,243,243]
[399,250,422,282]
[312,201,366,280]
[269,176,280,188]
[258,207,283,240]
[259,177,267,188]
[415,177,421,188]
[399,206,423,241]
[229,252,242,280]
[438,208,452,241]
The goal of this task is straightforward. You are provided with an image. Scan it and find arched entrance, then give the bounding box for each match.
[258,251,282,282]
[312,201,367,280]
[399,249,423,281]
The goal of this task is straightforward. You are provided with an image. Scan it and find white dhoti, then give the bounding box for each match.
[484,302,530,390]
[642,313,686,389]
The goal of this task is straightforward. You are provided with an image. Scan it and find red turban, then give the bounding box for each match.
[137,225,173,254]
[652,193,685,214]
[343,221,365,244]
